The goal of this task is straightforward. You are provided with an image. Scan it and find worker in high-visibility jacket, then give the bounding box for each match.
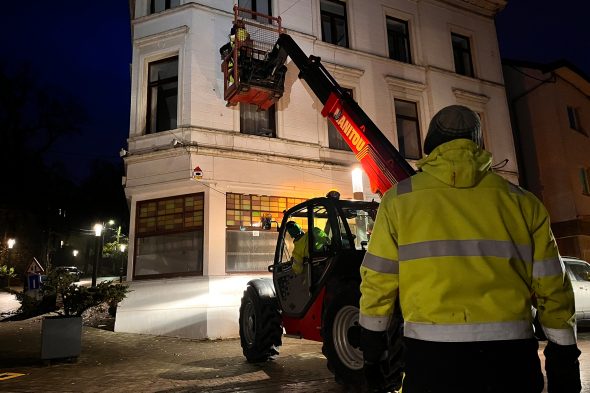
[286,221,330,275]
[359,105,581,393]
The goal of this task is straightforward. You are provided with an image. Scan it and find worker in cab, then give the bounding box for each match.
[286,221,330,275]
[359,105,581,392]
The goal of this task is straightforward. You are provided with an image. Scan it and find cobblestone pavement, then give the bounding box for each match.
[1,315,589,392]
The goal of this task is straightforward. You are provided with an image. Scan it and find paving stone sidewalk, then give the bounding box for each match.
[0,315,345,393]
[1,315,589,392]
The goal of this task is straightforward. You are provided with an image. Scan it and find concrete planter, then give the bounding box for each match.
[41,316,82,360]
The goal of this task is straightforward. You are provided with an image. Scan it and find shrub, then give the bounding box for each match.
[16,271,130,318]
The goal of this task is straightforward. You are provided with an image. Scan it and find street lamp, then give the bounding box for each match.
[73,249,79,257]
[92,224,103,287]
[119,244,127,283]
[7,238,16,249]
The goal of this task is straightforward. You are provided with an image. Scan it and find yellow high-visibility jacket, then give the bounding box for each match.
[292,227,330,274]
[359,139,576,345]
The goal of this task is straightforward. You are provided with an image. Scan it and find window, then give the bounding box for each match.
[580,168,590,196]
[568,106,585,134]
[134,193,204,279]
[240,103,276,137]
[320,0,348,48]
[328,88,353,151]
[150,0,180,14]
[394,99,421,160]
[239,0,272,22]
[386,16,411,64]
[452,33,474,77]
[146,56,178,134]
[226,193,306,272]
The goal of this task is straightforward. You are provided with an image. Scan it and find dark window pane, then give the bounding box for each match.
[328,88,353,151]
[387,17,411,63]
[147,56,178,133]
[239,0,272,22]
[150,0,180,14]
[395,99,422,160]
[240,103,276,137]
[452,33,474,77]
[320,0,348,48]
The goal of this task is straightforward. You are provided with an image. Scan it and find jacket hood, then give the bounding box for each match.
[416,139,492,188]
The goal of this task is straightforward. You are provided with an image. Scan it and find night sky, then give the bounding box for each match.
[1,1,588,182]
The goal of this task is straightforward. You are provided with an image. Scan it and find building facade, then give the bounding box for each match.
[118,0,513,339]
[503,60,590,262]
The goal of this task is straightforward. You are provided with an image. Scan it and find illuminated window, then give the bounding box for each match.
[134,193,204,279]
[320,0,348,48]
[146,56,178,133]
[387,16,411,64]
[452,33,474,77]
[226,193,306,272]
[394,99,422,160]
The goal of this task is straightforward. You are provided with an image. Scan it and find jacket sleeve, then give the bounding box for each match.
[529,198,577,346]
[359,189,400,332]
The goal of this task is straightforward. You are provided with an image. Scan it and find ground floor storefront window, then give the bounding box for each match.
[135,193,204,279]
[226,193,306,272]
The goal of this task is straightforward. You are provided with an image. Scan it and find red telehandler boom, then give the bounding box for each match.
[221,7,414,390]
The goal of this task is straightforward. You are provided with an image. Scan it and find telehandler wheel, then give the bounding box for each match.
[322,282,404,391]
[321,283,365,385]
[239,285,282,363]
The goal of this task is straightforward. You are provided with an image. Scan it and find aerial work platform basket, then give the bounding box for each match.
[220,5,286,110]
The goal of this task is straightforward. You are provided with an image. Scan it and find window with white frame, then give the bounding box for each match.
[320,0,348,48]
[452,32,474,77]
[240,103,276,137]
[239,0,272,22]
[150,0,180,14]
[394,99,422,160]
[146,56,178,134]
[386,16,412,64]
[134,193,204,279]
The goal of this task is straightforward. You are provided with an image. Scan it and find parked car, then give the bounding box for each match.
[563,256,590,323]
[532,256,590,339]
[54,266,82,282]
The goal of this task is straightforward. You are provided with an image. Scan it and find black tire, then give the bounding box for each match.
[321,282,404,391]
[321,282,365,385]
[239,285,283,363]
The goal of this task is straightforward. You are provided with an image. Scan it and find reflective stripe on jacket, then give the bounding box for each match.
[359,139,576,345]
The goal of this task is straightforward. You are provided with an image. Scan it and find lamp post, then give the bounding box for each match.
[6,238,15,262]
[92,224,103,287]
[6,239,15,288]
[119,244,127,283]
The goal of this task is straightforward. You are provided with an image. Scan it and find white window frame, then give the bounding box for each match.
[385,75,427,160]
[132,26,187,137]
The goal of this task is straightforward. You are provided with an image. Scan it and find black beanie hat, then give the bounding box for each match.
[423,105,482,154]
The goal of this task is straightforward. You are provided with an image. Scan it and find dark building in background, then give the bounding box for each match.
[504,60,590,261]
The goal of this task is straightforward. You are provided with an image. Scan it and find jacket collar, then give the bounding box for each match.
[416,139,492,188]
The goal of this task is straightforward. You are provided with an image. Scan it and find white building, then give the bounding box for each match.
[117,0,513,339]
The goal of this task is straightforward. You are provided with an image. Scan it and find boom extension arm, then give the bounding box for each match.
[268,34,415,195]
